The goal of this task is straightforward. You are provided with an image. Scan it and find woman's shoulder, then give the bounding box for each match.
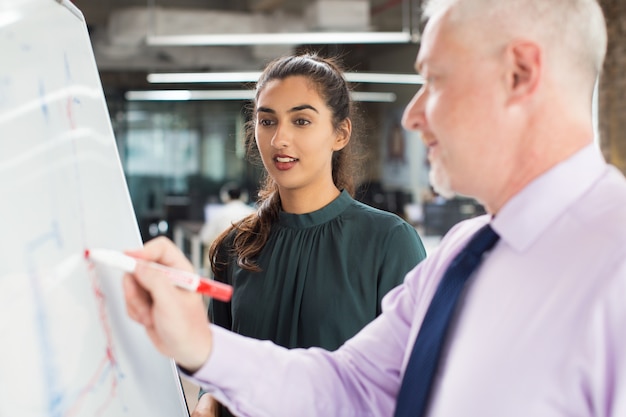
[346,197,412,227]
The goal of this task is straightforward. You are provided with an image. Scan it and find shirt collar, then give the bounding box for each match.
[278,189,352,228]
[491,144,607,252]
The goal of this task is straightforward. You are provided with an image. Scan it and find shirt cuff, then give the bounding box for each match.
[181,324,265,393]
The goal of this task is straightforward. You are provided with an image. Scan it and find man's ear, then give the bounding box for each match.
[333,118,352,151]
[505,41,542,104]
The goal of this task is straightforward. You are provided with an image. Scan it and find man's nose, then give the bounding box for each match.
[401,88,426,132]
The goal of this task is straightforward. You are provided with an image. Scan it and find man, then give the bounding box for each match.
[123,0,626,416]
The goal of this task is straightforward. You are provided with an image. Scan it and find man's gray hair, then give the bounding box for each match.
[422,0,607,77]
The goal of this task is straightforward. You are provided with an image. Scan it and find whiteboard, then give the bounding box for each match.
[0,1,189,416]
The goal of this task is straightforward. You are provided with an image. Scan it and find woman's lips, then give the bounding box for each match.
[274,155,298,171]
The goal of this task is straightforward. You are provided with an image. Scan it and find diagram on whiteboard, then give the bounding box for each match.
[0,1,188,416]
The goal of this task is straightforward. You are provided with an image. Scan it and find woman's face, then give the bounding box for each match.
[254,75,350,195]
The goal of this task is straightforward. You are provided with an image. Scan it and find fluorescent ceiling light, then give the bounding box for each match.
[346,73,423,85]
[147,71,424,85]
[146,31,413,46]
[350,92,397,102]
[125,90,254,101]
[125,90,396,102]
[148,72,260,84]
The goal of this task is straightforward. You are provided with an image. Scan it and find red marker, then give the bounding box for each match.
[85,248,232,302]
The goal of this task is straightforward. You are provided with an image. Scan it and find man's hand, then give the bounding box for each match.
[122,236,213,372]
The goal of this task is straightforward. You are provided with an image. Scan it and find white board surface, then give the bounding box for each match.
[0,1,189,416]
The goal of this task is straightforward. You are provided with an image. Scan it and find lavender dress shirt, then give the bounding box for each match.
[186,144,626,417]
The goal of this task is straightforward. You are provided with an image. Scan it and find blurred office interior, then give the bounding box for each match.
[72,0,625,266]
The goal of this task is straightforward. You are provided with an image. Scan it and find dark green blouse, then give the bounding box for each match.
[210,190,426,351]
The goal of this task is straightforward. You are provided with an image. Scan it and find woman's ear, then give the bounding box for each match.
[333,118,352,151]
[505,40,542,105]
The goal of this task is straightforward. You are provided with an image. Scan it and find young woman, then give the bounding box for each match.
[192,53,426,417]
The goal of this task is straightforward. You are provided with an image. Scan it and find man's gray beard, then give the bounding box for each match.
[429,162,456,199]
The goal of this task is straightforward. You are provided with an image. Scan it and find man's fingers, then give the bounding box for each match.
[125,236,193,272]
[123,273,154,326]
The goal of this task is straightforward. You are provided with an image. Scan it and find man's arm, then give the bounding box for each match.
[123,236,420,417]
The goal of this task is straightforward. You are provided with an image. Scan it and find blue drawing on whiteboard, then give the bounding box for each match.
[39,79,49,122]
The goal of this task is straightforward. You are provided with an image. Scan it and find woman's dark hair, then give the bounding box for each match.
[209,52,364,274]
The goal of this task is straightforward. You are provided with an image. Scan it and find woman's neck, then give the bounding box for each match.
[278,186,341,214]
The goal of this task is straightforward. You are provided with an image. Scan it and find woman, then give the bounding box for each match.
[193,53,426,417]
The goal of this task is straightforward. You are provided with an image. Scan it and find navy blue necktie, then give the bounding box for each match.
[393,223,500,417]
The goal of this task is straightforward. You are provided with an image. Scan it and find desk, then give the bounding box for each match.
[173,221,205,273]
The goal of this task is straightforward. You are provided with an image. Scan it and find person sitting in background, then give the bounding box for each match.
[192,53,427,417]
[199,182,255,270]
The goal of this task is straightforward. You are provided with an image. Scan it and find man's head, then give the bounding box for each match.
[403,0,607,213]
[220,182,248,204]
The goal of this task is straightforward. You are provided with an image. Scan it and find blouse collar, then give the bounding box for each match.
[278,189,352,229]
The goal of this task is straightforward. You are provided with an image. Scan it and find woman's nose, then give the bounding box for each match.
[270,124,290,149]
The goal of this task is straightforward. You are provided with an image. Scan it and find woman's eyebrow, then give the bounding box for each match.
[291,104,319,113]
[257,104,319,114]
[257,106,275,114]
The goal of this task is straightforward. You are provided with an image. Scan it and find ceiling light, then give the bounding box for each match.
[147,72,260,84]
[146,31,414,46]
[346,73,423,85]
[147,72,424,85]
[350,92,397,102]
[125,90,397,102]
[125,90,253,101]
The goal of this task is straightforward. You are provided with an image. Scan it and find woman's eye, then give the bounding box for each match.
[294,119,310,126]
[258,119,274,126]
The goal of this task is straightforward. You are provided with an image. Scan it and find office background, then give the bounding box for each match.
[71,0,626,247]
